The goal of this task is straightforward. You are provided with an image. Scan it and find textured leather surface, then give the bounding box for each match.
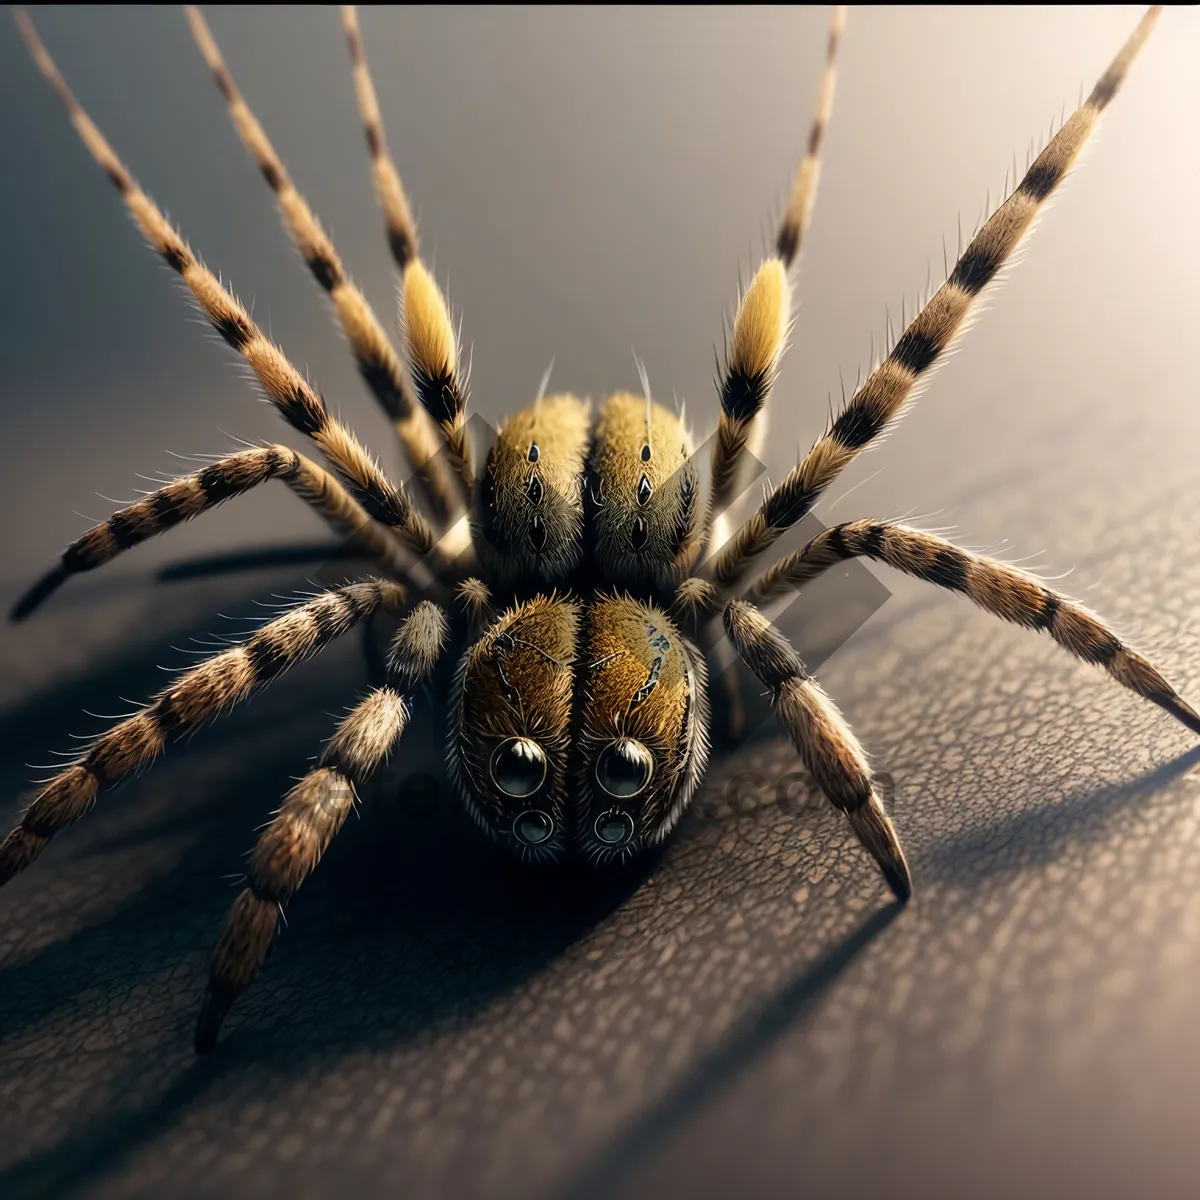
[2,8,1199,1199]
[2,456,1199,1200]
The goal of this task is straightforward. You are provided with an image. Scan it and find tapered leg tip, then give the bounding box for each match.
[846,794,913,904]
[9,563,69,623]
[882,857,913,904]
[194,987,232,1055]
[1161,693,1200,739]
[0,827,48,888]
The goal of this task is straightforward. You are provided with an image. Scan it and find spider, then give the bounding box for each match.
[3,5,1194,1056]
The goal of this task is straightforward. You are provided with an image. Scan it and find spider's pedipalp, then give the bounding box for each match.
[184,6,460,525]
[14,10,435,559]
[748,520,1200,737]
[671,577,719,626]
[724,599,910,899]
[0,581,407,889]
[708,6,1162,595]
[456,577,496,636]
[10,446,415,622]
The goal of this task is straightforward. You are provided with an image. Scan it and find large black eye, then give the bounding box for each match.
[595,738,654,798]
[490,738,547,798]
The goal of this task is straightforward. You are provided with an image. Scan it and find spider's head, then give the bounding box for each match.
[448,594,579,863]
[585,393,699,595]
[474,393,589,593]
[449,594,709,867]
[573,594,709,865]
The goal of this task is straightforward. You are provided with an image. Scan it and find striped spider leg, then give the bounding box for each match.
[14,10,441,569]
[341,5,475,499]
[10,445,416,621]
[707,7,1164,598]
[698,7,1197,894]
[184,6,462,526]
[724,599,910,898]
[196,601,448,1052]
[0,582,410,887]
[747,522,1200,737]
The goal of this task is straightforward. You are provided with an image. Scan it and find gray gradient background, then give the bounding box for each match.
[1,6,1199,1199]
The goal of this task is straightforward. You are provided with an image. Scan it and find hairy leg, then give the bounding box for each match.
[705,7,846,543]
[195,600,449,1052]
[725,598,910,899]
[340,6,475,495]
[748,519,1200,735]
[14,10,436,558]
[0,580,407,886]
[709,8,1161,593]
[11,445,415,620]
[184,7,460,525]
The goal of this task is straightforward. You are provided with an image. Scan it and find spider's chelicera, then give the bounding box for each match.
[4,6,1193,1055]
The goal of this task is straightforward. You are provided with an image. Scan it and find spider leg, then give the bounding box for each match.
[706,260,791,540]
[340,7,475,496]
[183,8,461,528]
[14,10,437,561]
[724,599,910,900]
[10,446,418,621]
[703,7,846,550]
[708,7,1161,595]
[747,520,1200,737]
[776,6,847,268]
[194,600,448,1053]
[0,580,407,887]
[340,5,420,274]
[402,257,475,494]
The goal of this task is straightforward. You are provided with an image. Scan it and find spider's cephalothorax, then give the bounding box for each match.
[4,6,1194,1054]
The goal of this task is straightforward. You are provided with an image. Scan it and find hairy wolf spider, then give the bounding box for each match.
[4,6,1192,1053]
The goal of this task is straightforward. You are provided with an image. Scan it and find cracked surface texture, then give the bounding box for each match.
[1,7,1199,1199]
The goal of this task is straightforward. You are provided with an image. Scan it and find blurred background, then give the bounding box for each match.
[1,7,1198,1199]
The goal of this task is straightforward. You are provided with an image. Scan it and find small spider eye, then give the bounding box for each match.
[594,810,635,846]
[513,809,555,846]
[490,737,548,798]
[595,738,654,798]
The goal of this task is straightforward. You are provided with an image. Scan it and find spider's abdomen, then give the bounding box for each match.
[473,393,590,593]
[448,592,709,865]
[585,393,699,596]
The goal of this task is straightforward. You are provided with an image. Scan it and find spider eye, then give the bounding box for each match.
[595,738,654,798]
[513,809,555,846]
[594,810,635,846]
[490,738,547,798]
